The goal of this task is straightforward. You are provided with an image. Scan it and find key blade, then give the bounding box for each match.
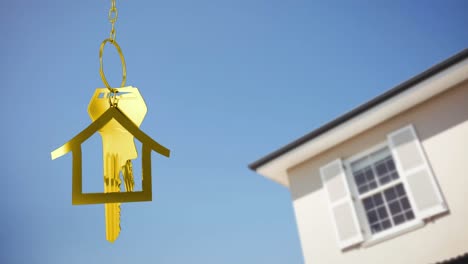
[105,203,121,242]
[104,153,122,242]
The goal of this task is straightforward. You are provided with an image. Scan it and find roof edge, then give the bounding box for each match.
[249,48,468,171]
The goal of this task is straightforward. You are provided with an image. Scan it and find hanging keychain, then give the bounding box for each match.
[51,0,170,242]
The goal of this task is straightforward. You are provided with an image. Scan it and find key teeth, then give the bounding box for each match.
[123,160,135,192]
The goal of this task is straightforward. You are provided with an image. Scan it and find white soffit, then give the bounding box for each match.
[257,57,468,187]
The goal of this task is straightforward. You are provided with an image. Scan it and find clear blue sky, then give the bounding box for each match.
[1,1,466,263]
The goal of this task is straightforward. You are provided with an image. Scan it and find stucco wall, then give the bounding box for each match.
[287,80,468,264]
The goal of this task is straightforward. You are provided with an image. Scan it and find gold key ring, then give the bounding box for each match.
[99,38,127,93]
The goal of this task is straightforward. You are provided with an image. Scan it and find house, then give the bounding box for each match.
[51,105,170,205]
[249,49,468,264]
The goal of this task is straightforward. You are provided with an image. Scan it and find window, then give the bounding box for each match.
[320,125,448,250]
[348,146,416,235]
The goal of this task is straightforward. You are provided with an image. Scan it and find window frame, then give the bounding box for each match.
[344,141,424,247]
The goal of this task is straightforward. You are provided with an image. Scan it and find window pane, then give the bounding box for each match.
[370,147,391,162]
[375,161,388,176]
[365,169,374,181]
[405,211,415,220]
[363,197,374,210]
[384,188,397,202]
[387,159,396,171]
[381,220,392,230]
[396,184,405,196]
[380,175,391,185]
[351,156,372,172]
[389,201,402,215]
[401,198,411,210]
[373,194,383,206]
[393,214,405,225]
[355,172,365,185]
[358,185,369,194]
[367,210,378,224]
[371,224,382,233]
[377,206,388,219]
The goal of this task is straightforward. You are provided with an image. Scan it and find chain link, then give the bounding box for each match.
[108,0,118,42]
[99,0,126,94]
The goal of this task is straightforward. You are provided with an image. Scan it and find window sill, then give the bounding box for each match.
[361,219,424,248]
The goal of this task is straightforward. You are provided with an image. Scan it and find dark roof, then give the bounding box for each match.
[249,48,468,171]
[437,252,468,264]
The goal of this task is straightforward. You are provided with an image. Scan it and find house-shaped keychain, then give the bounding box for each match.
[51,88,170,205]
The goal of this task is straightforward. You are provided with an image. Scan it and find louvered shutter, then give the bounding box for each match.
[387,124,448,219]
[320,159,364,249]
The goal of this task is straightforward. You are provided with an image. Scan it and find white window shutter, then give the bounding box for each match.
[320,159,364,249]
[387,124,448,219]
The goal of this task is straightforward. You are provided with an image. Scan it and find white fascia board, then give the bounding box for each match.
[257,57,468,187]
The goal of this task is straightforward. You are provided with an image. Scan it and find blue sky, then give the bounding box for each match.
[1,1,467,263]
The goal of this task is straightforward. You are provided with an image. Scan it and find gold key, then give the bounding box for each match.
[88,86,147,242]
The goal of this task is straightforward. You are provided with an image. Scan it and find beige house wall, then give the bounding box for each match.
[287,80,468,264]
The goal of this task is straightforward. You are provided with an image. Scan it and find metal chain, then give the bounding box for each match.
[99,0,126,95]
[108,0,118,42]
